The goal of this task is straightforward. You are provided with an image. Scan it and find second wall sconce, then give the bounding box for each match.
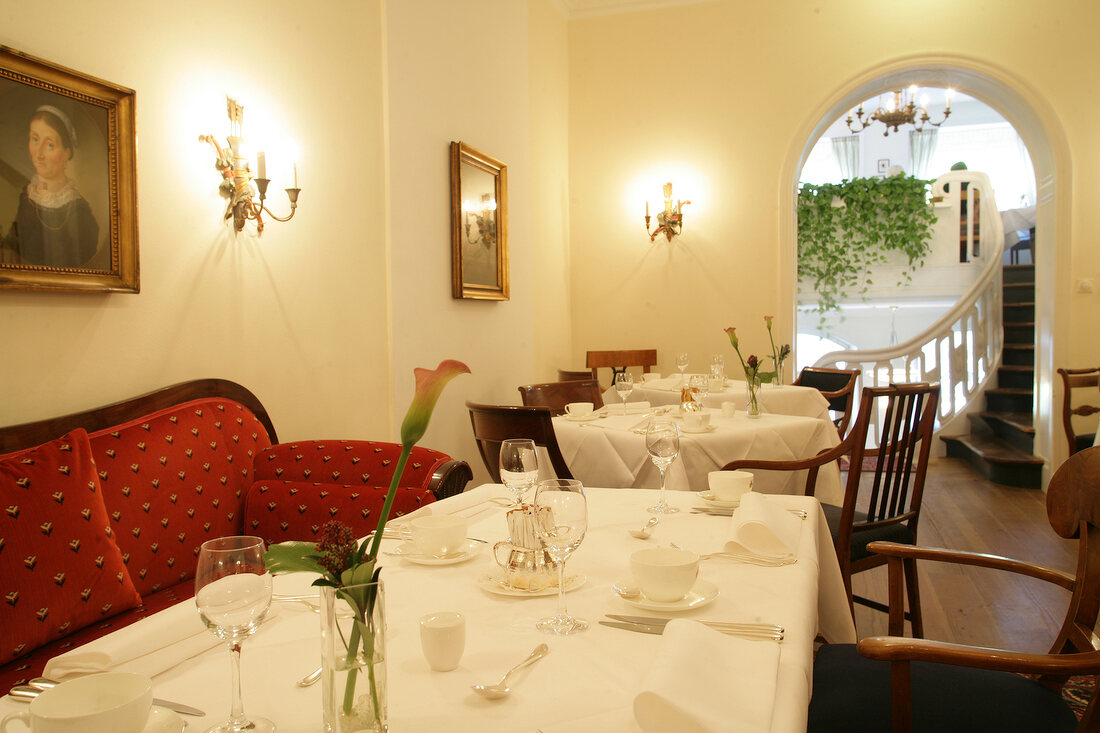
[644,182,690,241]
[199,97,301,234]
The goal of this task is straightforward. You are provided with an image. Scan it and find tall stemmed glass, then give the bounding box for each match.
[195,536,275,733]
[533,479,588,635]
[614,372,635,413]
[645,417,681,514]
[676,352,690,385]
[499,438,539,507]
[688,374,709,409]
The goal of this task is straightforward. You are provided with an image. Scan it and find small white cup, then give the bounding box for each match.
[682,411,711,431]
[708,470,754,502]
[1,672,152,733]
[564,402,594,417]
[410,515,468,556]
[720,401,736,418]
[419,611,466,672]
[630,547,700,603]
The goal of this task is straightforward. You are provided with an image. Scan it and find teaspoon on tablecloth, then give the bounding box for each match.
[471,643,550,700]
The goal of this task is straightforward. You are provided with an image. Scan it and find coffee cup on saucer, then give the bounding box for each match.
[630,547,699,603]
[708,470,753,502]
[0,672,152,733]
[682,411,711,431]
[410,515,468,556]
[564,402,594,418]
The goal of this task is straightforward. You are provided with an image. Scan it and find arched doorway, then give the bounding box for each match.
[779,55,1072,485]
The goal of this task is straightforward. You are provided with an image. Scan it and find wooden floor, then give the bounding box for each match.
[850,456,1078,651]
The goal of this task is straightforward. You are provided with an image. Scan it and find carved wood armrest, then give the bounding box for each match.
[857,636,1100,676]
[427,460,473,501]
[866,541,1076,591]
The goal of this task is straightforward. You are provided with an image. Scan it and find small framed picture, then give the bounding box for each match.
[877,158,890,174]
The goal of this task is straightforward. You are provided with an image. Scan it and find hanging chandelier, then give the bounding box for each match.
[846,86,952,137]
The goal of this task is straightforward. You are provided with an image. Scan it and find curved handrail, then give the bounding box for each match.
[813,171,1006,437]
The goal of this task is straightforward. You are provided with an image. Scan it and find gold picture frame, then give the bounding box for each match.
[450,141,507,300]
[0,46,139,293]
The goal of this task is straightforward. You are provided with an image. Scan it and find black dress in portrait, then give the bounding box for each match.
[8,186,99,268]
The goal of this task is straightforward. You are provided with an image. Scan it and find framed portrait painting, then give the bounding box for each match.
[450,141,507,300]
[0,46,138,293]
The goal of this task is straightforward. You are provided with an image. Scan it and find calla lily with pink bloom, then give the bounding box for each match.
[400,359,471,446]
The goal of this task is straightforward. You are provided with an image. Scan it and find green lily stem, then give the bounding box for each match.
[368,445,413,561]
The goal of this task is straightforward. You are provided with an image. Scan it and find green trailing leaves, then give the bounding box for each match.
[261,542,327,576]
[797,175,936,323]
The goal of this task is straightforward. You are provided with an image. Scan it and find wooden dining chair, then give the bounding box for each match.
[720,382,940,629]
[808,446,1100,733]
[557,369,593,382]
[794,366,861,439]
[586,349,657,388]
[517,379,604,414]
[1057,367,1100,456]
[465,402,574,482]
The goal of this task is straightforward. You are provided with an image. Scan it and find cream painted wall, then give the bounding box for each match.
[0,1,394,441]
[568,0,1100,391]
[385,0,572,484]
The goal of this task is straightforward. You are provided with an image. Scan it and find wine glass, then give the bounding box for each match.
[711,354,726,381]
[645,417,680,514]
[499,438,539,507]
[195,536,275,733]
[533,479,588,635]
[689,374,709,409]
[675,352,690,385]
[614,371,635,413]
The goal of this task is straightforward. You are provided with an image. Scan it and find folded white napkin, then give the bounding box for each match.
[723,492,801,560]
[44,598,221,680]
[634,619,779,733]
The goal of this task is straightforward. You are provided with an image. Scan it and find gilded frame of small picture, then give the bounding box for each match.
[0,46,139,293]
[450,141,508,301]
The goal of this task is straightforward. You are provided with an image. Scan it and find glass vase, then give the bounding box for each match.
[320,581,387,732]
[746,378,761,419]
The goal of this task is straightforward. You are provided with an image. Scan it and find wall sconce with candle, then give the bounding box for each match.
[644,182,690,241]
[462,193,497,247]
[199,97,300,234]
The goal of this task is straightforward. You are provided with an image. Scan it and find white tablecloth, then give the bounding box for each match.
[555,409,844,505]
[3,485,855,733]
[607,376,831,422]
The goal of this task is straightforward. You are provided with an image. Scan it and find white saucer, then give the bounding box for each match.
[144,706,186,733]
[680,423,717,434]
[613,578,719,611]
[699,491,741,508]
[478,569,587,597]
[390,539,484,565]
[563,413,600,422]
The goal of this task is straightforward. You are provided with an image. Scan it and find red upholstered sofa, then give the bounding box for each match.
[0,379,472,689]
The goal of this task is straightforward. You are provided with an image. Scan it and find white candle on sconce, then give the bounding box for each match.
[257,151,266,179]
[293,163,298,189]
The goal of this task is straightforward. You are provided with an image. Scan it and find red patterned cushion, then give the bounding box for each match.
[88,398,273,596]
[0,430,142,666]
[243,480,435,544]
[252,440,452,489]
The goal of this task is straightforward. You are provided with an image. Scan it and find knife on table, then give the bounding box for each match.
[11,681,206,717]
[607,614,784,634]
[598,620,782,641]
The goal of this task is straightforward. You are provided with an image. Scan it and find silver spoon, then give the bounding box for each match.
[471,643,550,700]
[296,666,322,687]
[628,516,659,539]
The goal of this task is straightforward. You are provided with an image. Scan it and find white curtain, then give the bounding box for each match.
[830,136,860,180]
[908,129,939,178]
[1016,133,1037,206]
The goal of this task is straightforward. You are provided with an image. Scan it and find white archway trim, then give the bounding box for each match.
[779,53,1073,486]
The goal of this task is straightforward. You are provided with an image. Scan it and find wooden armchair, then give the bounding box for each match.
[518,379,604,415]
[793,366,861,439]
[557,369,593,382]
[586,349,657,388]
[721,382,940,627]
[466,402,573,482]
[807,446,1100,733]
[1057,367,1100,456]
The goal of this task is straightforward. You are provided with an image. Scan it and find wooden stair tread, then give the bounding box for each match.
[998,365,1034,372]
[1005,302,1036,307]
[1003,321,1035,327]
[940,434,1044,465]
[975,411,1035,433]
[1003,283,1033,289]
[986,387,1033,395]
[1004,343,1035,350]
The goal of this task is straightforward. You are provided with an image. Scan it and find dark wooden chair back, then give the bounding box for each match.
[586,349,657,388]
[466,402,573,482]
[794,366,861,438]
[517,379,604,414]
[557,369,592,382]
[1057,367,1100,456]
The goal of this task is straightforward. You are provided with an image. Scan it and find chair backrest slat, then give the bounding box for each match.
[793,367,861,439]
[466,402,574,482]
[585,349,657,388]
[1057,367,1100,456]
[518,379,604,414]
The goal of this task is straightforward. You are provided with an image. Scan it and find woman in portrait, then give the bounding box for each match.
[1,105,99,268]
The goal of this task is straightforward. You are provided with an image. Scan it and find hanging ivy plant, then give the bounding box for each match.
[797,175,936,319]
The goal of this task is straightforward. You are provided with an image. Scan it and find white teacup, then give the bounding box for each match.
[410,515,468,556]
[419,611,466,672]
[1,672,152,733]
[682,411,711,431]
[630,547,700,603]
[720,401,737,418]
[708,470,754,502]
[564,402,594,417]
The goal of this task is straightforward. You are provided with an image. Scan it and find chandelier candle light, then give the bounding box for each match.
[846,86,953,137]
